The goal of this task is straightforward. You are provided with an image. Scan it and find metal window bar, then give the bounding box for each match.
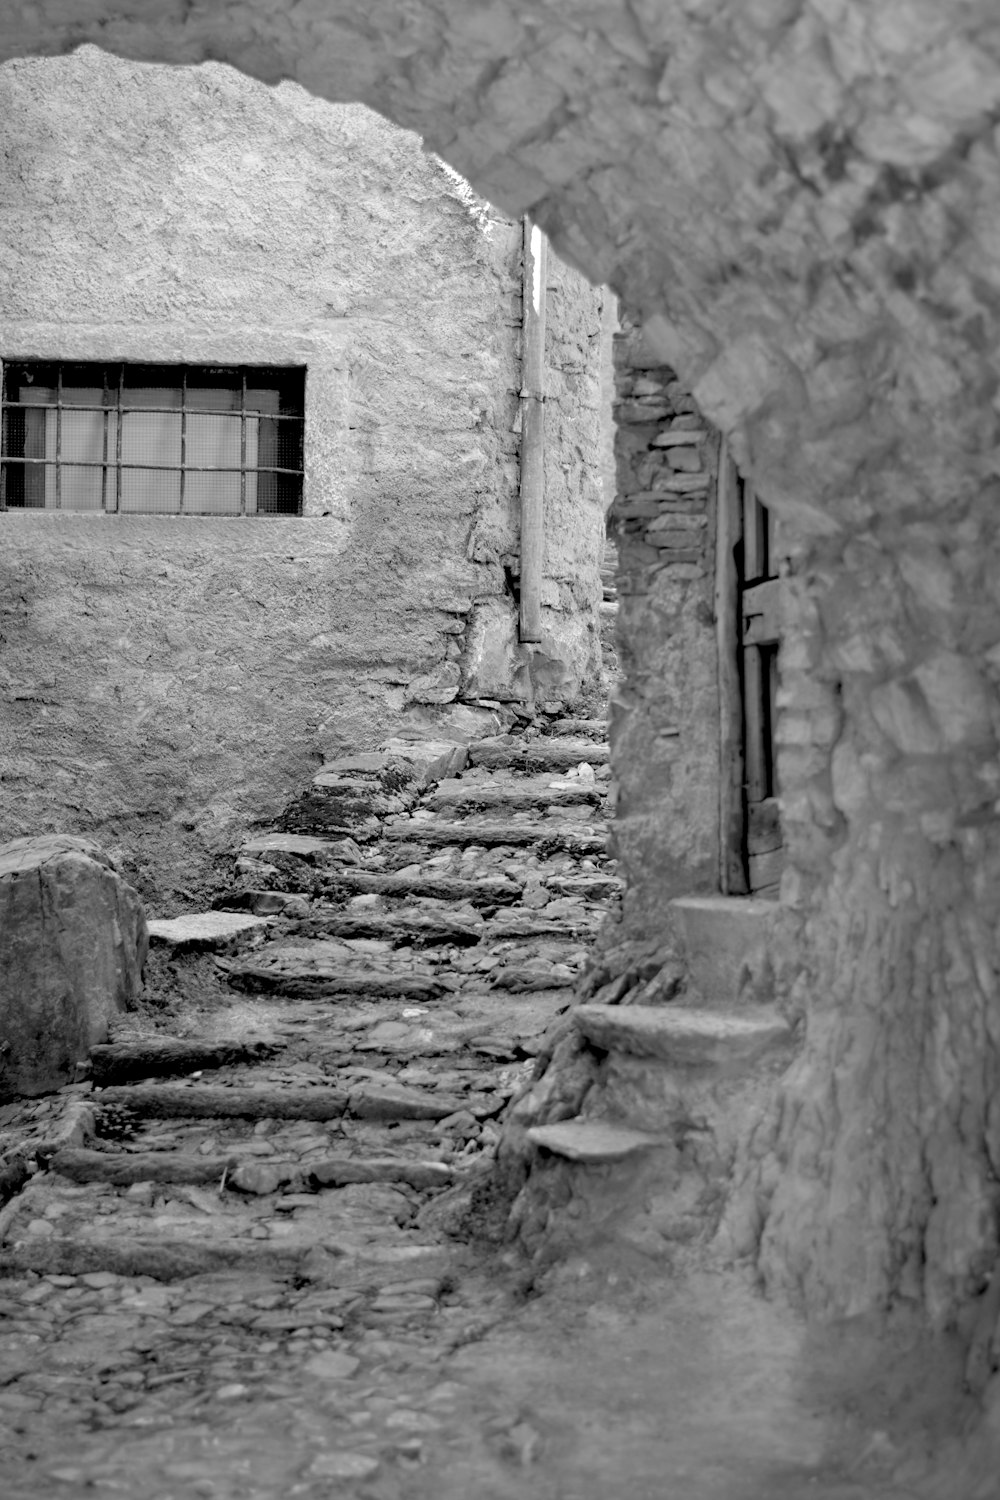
[0,399,302,420]
[179,368,187,515]
[240,368,247,516]
[115,364,124,514]
[54,365,62,510]
[101,368,110,512]
[0,458,303,475]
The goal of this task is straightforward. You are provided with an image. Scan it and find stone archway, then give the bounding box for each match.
[6,1,1000,1336]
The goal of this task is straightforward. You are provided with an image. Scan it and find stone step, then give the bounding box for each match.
[383,818,607,854]
[224,943,444,1002]
[90,1037,284,1087]
[319,871,524,905]
[572,1004,793,1067]
[147,911,273,952]
[669,895,778,1003]
[423,778,603,814]
[240,833,364,865]
[525,1120,664,1162]
[50,1146,452,1193]
[540,718,607,739]
[295,909,485,947]
[95,1079,467,1122]
[467,736,610,771]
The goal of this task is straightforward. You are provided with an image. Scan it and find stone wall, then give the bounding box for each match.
[608,319,722,934]
[0,48,608,900]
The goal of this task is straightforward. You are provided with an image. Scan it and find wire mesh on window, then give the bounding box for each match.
[1,363,304,515]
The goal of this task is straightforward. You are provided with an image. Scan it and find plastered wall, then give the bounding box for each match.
[0,49,608,898]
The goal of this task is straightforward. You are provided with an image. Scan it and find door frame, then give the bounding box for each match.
[715,443,784,897]
[715,441,747,895]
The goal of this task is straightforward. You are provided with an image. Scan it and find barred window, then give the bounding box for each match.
[1,363,305,515]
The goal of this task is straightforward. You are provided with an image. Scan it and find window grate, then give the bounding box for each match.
[0,362,305,515]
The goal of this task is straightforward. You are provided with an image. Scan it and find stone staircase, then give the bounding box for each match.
[0,706,622,1291]
[501,875,794,1263]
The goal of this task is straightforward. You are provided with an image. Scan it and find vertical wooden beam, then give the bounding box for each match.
[519,217,547,643]
[715,440,748,895]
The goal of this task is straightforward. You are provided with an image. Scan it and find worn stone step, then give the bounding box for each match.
[525,1120,664,1162]
[90,1038,284,1087]
[423,778,603,814]
[94,1080,468,1123]
[669,895,778,1002]
[224,944,445,1002]
[544,874,622,900]
[320,871,523,904]
[572,1005,793,1066]
[49,1147,238,1186]
[467,736,610,771]
[383,818,607,854]
[0,1237,317,1283]
[294,909,484,947]
[147,911,274,951]
[540,719,607,739]
[240,833,364,865]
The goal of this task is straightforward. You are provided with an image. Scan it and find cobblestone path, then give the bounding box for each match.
[0,708,924,1499]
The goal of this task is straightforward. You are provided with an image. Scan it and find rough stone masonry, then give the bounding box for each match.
[6,1,1000,1338]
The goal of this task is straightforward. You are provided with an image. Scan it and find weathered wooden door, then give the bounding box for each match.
[739,479,783,895]
[716,449,784,897]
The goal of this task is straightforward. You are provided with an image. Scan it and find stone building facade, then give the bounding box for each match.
[0,47,611,898]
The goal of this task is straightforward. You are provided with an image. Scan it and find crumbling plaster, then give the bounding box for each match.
[7,2,1000,1327]
[0,48,607,896]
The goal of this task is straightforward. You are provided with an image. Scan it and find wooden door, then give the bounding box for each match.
[715,450,784,897]
[740,479,783,896]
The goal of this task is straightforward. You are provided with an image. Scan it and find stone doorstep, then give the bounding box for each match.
[146,912,273,952]
[572,1005,794,1067]
[669,895,778,1004]
[525,1120,665,1163]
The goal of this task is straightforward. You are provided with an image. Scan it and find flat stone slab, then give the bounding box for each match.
[526,1120,663,1162]
[147,912,272,950]
[240,834,361,864]
[573,1005,793,1066]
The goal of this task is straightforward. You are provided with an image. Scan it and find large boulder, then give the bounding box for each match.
[0,835,147,1100]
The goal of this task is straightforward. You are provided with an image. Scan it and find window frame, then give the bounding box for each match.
[0,360,306,516]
